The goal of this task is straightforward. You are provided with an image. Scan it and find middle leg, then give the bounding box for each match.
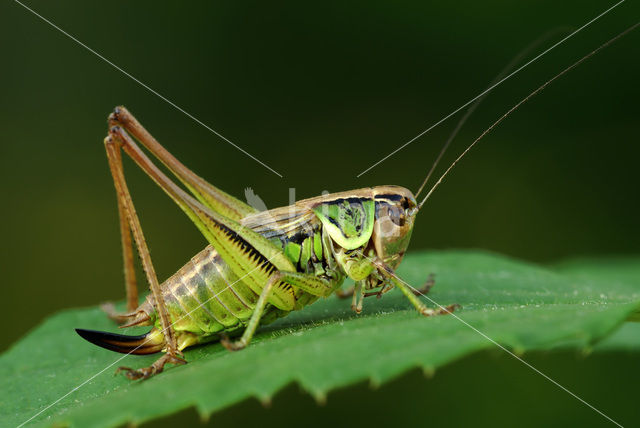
[221,270,337,351]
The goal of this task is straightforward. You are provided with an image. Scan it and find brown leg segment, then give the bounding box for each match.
[105,141,139,314]
[119,197,139,312]
[103,133,183,376]
[412,273,436,296]
[116,352,186,381]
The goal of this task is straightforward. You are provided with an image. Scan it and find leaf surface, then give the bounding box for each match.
[3,251,639,428]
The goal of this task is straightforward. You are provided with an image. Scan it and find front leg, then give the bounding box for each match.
[373,260,459,317]
[351,281,365,314]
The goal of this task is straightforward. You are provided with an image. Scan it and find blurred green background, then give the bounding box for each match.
[1,0,639,426]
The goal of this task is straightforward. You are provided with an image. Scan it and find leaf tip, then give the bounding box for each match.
[312,390,327,405]
[258,394,273,408]
[369,377,381,390]
[581,346,593,357]
[198,411,211,424]
[513,346,525,357]
[422,366,436,378]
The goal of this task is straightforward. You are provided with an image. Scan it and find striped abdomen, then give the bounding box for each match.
[148,245,283,347]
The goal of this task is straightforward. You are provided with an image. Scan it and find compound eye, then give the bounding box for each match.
[389,205,406,227]
[376,206,406,238]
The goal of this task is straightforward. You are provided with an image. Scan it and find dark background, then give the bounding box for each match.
[1,1,638,426]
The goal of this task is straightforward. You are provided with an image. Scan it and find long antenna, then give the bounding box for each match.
[418,22,639,209]
[415,28,568,199]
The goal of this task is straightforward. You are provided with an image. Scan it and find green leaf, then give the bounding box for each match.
[3,250,639,428]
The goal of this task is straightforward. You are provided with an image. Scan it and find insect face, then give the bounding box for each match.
[372,186,418,269]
